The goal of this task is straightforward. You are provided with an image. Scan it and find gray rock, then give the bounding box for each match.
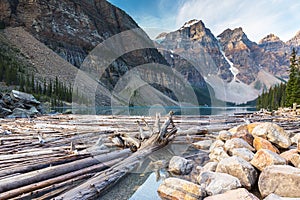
[230,148,255,162]
[252,123,291,149]
[193,140,213,150]
[2,94,13,105]
[209,147,230,162]
[258,165,300,198]
[0,106,12,117]
[168,156,193,175]
[7,108,30,118]
[216,156,258,190]
[198,171,241,195]
[11,90,40,105]
[224,138,255,152]
[250,149,286,171]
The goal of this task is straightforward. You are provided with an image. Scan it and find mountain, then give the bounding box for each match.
[0,0,166,68]
[155,20,296,104]
[1,0,188,108]
[287,31,300,53]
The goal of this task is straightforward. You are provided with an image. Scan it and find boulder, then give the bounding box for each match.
[2,94,13,106]
[198,171,241,196]
[280,149,299,164]
[0,99,6,107]
[264,193,300,200]
[209,147,229,162]
[204,188,259,200]
[291,133,300,145]
[0,90,42,118]
[217,130,232,141]
[216,156,258,190]
[229,124,254,145]
[230,148,254,162]
[168,156,193,175]
[258,165,300,198]
[209,140,224,152]
[200,162,218,173]
[193,140,213,150]
[253,137,280,153]
[247,123,263,134]
[0,106,12,117]
[252,123,291,149]
[290,154,300,168]
[158,177,205,200]
[224,138,255,153]
[7,108,31,118]
[250,149,286,171]
[10,90,40,105]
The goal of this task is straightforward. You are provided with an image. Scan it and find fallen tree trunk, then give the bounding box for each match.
[0,157,123,199]
[0,154,89,178]
[0,149,131,193]
[58,112,177,200]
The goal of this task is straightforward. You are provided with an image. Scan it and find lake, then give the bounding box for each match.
[52,106,256,116]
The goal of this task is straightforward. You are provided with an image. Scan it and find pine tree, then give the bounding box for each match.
[286,48,298,107]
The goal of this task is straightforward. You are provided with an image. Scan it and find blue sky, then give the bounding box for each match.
[107,0,300,42]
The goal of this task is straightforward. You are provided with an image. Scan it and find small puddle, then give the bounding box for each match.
[99,143,209,200]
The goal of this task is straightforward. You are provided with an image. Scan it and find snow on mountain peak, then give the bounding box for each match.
[180,19,201,30]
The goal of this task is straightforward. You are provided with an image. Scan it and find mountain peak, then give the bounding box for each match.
[287,30,300,47]
[179,19,204,30]
[259,34,282,44]
[218,27,244,38]
[155,32,168,40]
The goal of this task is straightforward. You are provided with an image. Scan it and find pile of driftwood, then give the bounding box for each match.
[0,111,299,199]
[0,112,179,199]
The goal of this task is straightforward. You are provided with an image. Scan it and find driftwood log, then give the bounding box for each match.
[57,112,177,199]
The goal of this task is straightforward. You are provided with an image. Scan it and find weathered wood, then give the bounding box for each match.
[0,157,122,199]
[0,154,89,178]
[57,112,177,200]
[0,149,131,193]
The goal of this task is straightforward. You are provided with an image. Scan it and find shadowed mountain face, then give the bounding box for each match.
[0,0,167,69]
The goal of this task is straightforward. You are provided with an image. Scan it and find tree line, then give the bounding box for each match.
[257,49,300,110]
[0,52,74,107]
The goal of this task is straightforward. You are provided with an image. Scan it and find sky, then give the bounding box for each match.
[107,0,300,42]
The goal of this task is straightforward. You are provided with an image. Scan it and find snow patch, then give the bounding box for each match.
[180,19,200,30]
[218,44,240,81]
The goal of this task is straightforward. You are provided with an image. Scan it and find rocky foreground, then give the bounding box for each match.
[0,110,299,199]
[158,119,300,200]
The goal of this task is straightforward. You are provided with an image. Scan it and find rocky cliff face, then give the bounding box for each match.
[287,31,300,53]
[0,0,204,105]
[218,27,259,84]
[0,0,167,69]
[156,21,296,104]
[157,20,233,84]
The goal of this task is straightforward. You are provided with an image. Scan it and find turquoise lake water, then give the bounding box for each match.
[52,106,256,116]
